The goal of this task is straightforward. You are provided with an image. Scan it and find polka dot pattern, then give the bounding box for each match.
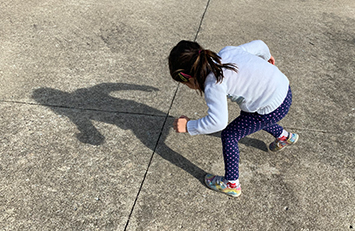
[221,87,293,180]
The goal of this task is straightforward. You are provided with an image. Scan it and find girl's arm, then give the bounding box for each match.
[185,82,229,135]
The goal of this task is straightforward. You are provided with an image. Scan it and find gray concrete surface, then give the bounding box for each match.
[0,0,354,230]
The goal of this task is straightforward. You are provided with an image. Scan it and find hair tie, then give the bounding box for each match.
[178,72,192,82]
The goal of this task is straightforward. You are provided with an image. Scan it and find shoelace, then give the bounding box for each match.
[211,176,225,186]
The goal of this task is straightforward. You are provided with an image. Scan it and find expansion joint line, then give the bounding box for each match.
[123,1,211,230]
[194,0,211,42]
[1,100,169,118]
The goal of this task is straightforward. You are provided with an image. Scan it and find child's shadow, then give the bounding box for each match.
[32,83,208,184]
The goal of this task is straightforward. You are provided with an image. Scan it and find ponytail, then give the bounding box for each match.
[169,40,237,94]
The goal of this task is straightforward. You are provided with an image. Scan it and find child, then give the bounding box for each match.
[169,40,299,197]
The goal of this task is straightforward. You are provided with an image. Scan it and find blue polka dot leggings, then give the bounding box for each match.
[221,87,292,181]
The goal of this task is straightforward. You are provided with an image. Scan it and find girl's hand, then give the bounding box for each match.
[173,116,190,133]
[268,56,275,65]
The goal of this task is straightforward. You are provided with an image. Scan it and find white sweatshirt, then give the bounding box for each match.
[186,40,290,136]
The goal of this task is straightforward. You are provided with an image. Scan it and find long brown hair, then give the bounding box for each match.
[168,40,237,94]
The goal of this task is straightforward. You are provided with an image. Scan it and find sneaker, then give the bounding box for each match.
[269,133,299,152]
[204,174,241,197]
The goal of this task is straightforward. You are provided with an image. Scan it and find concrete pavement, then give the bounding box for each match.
[1,0,354,230]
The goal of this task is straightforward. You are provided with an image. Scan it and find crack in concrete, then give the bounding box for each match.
[0,100,171,118]
[2,100,350,136]
[286,126,353,135]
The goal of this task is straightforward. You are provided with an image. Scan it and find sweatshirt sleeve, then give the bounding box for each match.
[237,40,271,61]
[186,80,229,136]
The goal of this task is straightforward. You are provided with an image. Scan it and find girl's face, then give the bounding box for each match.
[183,78,199,89]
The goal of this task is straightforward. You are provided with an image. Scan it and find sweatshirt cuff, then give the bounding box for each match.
[186,120,199,136]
